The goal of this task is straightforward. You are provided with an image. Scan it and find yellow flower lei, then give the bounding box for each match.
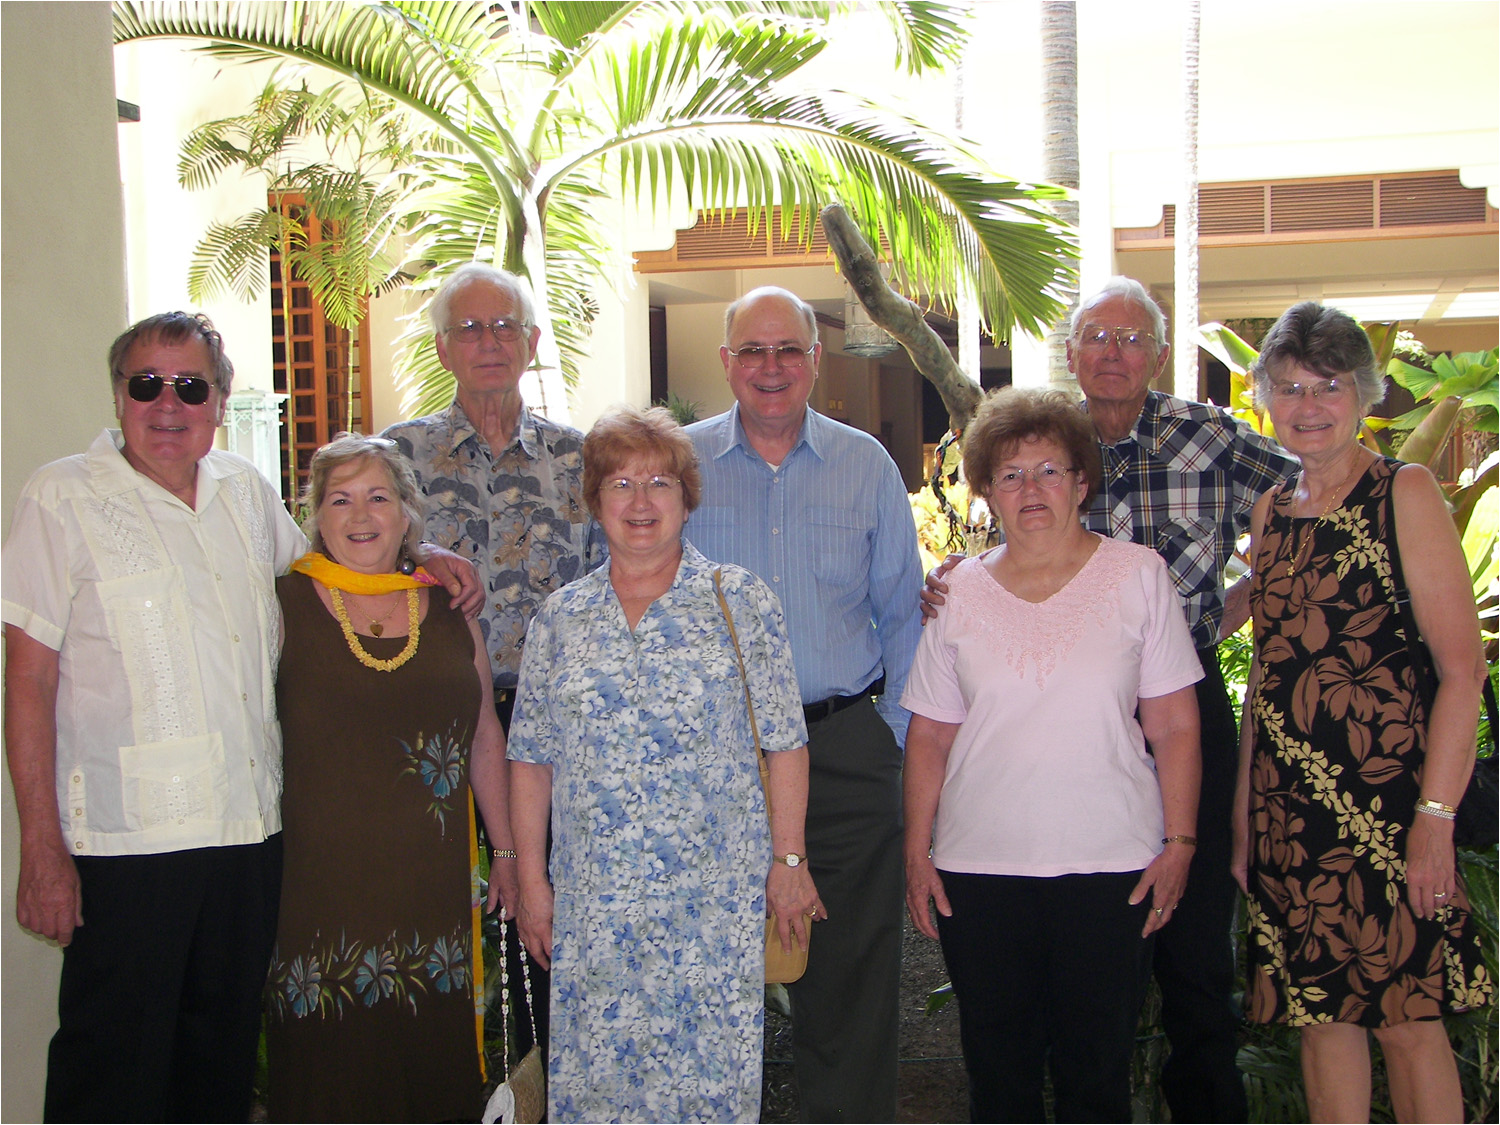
[291,552,432,672]
[329,588,421,672]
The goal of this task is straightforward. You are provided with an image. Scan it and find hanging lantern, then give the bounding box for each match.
[842,279,897,358]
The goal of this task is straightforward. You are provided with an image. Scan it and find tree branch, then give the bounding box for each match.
[820,203,982,433]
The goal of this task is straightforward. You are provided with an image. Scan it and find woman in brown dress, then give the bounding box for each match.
[1232,303,1491,1122]
[266,435,517,1121]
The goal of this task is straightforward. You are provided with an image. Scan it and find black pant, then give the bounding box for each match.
[936,870,1154,1123]
[1151,647,1248,1121]
[44,837,283,1123]
[495,688,549,1059]
[786,696,904,1122]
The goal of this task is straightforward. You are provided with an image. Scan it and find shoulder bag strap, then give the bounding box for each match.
[712,569,771,817]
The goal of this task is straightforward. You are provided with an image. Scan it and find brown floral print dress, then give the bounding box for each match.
[1246,457,1492,1027]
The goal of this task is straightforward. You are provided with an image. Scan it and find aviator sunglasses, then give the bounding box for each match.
[125,373,213,406]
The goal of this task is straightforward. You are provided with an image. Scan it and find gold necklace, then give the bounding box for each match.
[1284,454,1364,579]
[347,592,403,637]
[330,588,420,671]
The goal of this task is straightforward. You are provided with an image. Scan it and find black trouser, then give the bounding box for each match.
[786,696,904,1122]
[45,836,283,1123]
[494,688,549,1059]
[936,869,1154,1124]
[1151,647,1247,1121]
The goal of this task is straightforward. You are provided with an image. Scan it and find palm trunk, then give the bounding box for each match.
[1174,0,1201,400]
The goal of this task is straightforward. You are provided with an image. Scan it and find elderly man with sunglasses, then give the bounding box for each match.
[927,277,1298,1121]
[385,263,603,1061]
[684,286,924,1121]
[2,312,481,1121]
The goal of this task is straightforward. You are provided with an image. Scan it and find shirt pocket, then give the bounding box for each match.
[118,733,229,832]
[1154,517,1218,597]
[807,506,874,583]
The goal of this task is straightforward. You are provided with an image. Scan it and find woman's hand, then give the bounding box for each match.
[905,852,951,940]
[487,855,521,919]
[1130,842,1195,937]
[766,864,824,954]
[515,879,555,971]
[1405,813,1457,921]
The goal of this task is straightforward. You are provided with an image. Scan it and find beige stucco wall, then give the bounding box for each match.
[2,4,129,1118]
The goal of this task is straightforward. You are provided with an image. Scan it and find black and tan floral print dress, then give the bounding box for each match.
[266,572,484,1120]
[1246,456,1491,1027]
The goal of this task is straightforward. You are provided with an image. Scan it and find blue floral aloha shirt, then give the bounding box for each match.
[508,541,807,1123]
[386,401,604,689]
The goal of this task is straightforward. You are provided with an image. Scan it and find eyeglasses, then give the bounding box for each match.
[991,463,1076,492]
[601,475,681,498]
[1076,325,1157,352]
[726,345,811,369]
[125,373,213,406]
[1270,378,1352,401]
[444,318,530,344]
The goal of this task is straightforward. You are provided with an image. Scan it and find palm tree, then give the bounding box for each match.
[1040,0,1079,388]
[114,1,1078,417]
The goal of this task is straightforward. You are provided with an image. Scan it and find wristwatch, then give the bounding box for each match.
[774,853,807,867]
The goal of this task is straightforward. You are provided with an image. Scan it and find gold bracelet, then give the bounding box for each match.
[1415,799,1457,821]
[491,848,518,860]
[1162,835,1198,847]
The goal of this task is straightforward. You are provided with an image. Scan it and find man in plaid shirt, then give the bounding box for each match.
[1071,277,1296,1120]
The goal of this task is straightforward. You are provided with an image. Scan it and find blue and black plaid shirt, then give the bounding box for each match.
[1084,391,1298,649]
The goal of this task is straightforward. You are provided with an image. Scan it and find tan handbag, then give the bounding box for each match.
[713,570,810,985]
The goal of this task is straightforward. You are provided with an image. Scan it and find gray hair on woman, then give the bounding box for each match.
[429,263,536,333]
[1069,277,1168,351]
[963,386,1103,510]
[301,434,428,556]
[1251,301,1387,411]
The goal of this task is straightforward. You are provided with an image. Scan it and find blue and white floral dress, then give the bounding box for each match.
[510,541,807,1123]
[267,572,484,1121]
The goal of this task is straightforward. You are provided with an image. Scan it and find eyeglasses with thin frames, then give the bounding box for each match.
[444,318,530,345]
[601,475,681,499]
[125,373,213,406]
[1270,378,1352,401]
[990,463,1076,492]
[725,345,811,369]
[1076,325,1156,352]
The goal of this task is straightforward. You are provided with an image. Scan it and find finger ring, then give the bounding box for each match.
[1435,892,1449,900]
[1154,907,1163,916]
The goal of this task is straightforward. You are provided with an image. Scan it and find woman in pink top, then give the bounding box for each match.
[903,388,1203,1122]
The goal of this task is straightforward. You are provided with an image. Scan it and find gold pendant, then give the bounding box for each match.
[370,623,384,637]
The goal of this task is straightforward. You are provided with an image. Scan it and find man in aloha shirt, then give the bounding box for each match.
[385,263,601,1057]
[385,263,602,722]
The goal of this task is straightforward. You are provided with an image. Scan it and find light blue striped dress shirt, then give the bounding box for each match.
[684,405,924,746]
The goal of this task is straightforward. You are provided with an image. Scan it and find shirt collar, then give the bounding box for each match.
[1085,391,1166,455]
[89,428,219,507]
[716,403,825,465]
[444,399,542,460]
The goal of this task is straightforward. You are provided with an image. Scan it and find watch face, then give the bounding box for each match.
[784,854,801,867]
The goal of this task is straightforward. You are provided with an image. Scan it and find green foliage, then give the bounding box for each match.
[115,1,1077,414]
[656,392,701,426]
[1387,348,1499,435]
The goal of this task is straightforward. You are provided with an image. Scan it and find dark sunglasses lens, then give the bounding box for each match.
[175,378,211,405]
[126,374,211,405]
[127,375,164,402]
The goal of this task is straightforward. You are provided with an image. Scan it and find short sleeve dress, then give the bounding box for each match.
[265,572,485,1121]
[507,542,807,1124]
[1246,457,1492,1027]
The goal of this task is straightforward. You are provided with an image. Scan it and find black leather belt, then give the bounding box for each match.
[803,675,885,726]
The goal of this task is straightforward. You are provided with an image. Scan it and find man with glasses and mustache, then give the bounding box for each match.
[928,276,1297,1120]
[385,263,602,1060]
[2,312,479,1121]
[685,286,924,1121]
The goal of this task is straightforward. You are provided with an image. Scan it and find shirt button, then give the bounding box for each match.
[773,576,781,583]
[177,818,185,825]
[172,775,181,783]
[250,758,256,767]
[72,774,82,783]
[74,840,85,849]
[772,528,781,535]
[143,599,152,608]
[73,808,82,817]
[233,634,240,643]
[242,693,248,702]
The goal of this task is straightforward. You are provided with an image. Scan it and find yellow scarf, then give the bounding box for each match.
[290,551,436,594]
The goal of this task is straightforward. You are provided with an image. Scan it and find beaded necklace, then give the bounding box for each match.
[1284,453,1365,580]
[329,587,421,672]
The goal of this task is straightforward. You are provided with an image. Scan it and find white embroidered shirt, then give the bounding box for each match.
[2,430,307,856]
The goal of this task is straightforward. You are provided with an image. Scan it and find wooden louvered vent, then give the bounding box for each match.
[637,207,832,271]
[1120,171,1494,247]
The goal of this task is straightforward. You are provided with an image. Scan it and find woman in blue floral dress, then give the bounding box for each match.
[509,406,821,1123]
[266,436,517,1121]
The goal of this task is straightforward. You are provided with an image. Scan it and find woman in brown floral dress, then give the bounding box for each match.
[1232,303,1491,1123]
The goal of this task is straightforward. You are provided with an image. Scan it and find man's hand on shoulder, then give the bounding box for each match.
[416,544,483,618]
[919,553,963,624]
